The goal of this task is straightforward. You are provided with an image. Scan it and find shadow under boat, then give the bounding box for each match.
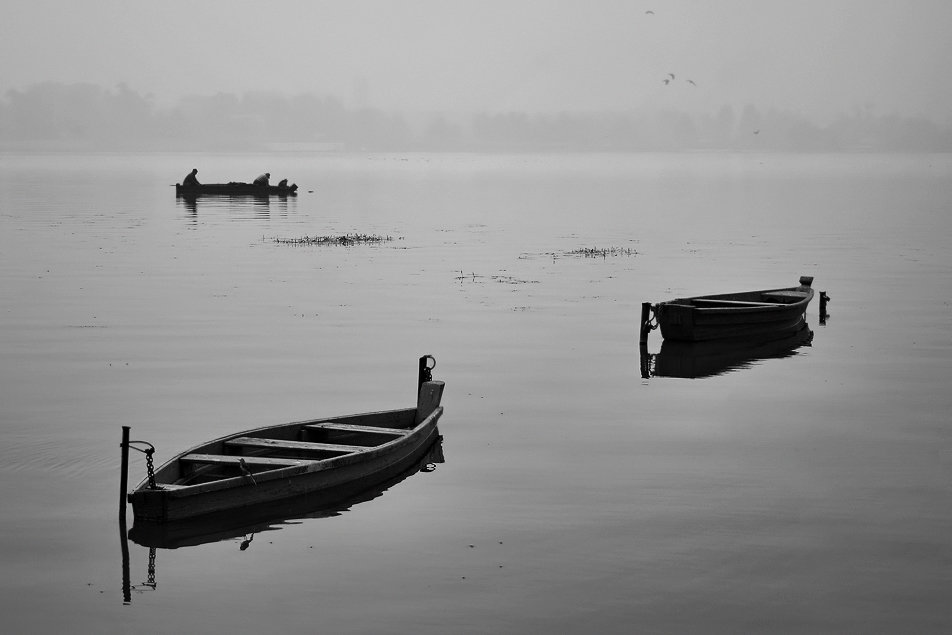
[640,324,815,379]
[128,433,445,550]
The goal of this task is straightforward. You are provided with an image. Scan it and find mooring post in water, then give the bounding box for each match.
[819,291,830,325]
[639,302,653,344]
[119,425,130,520]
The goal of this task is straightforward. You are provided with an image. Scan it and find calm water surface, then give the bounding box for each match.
[1,152,950,633]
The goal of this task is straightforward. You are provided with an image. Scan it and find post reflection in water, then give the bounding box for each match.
[120,435,445,602]
[640,325,816,379]
[119,514,157,605]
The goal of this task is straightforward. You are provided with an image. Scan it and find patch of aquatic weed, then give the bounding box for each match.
[565,246,637,258]
[271,233,395,246]
[455,271,540,284]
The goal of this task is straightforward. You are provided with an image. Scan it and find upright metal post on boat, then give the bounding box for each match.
[819,291,830,324]
[639,303,653,344]
[119,426,130,519]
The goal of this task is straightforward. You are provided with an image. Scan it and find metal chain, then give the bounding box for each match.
[146,548,156,588]
[126,440,158,489]
[144,449,156,489]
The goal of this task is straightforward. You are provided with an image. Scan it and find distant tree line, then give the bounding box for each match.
[1,82,950,152]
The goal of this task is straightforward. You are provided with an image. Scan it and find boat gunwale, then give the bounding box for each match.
[662,285,814,312]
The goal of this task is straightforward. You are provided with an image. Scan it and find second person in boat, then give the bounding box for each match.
[253,172,270,186]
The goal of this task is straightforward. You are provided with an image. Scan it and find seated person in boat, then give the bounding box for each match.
[253,172,271,186]
[182,168,200,186]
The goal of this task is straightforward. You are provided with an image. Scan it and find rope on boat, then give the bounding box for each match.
[648,304,660,330]
[126,440,157,489]
[238,457,258,486]
[639,303,660,344]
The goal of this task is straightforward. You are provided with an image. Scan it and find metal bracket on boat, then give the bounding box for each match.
[418,354,436,394]
[126,440,157,489]
[639,303,659,344]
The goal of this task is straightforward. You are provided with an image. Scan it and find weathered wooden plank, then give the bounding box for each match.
[304,422,412,436]
[762,291,808,301]
[417,381,445,424]
[226,437,367,454]
[181,454,312,467]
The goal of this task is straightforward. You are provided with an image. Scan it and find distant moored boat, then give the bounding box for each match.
[644,276,816,342]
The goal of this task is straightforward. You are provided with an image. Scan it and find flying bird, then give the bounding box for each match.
[668,73,675,80]
[662,79,670,85]
[687,79,697,86]
[645,10,654,14]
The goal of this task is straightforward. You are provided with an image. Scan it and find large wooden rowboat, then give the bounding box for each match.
[128,356,444,523]
[175,182,298,197]
[646,276,816,342]
[128,435,446,549]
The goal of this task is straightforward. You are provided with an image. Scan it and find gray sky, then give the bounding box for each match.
[3,0,951,121]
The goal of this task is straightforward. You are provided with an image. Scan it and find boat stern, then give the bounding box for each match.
[129,488,169,523]
[416,381,445,424]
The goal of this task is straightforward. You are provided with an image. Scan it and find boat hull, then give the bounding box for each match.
[175,182,298,197]
[655,277,815,342]
[129,433,445,548]
[129,381,444,523]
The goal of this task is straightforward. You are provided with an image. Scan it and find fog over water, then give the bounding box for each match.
[2,1,952,152]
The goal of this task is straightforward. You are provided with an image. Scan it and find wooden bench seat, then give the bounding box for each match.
[180,454,313,467]
[692,298,778,307]
[304,422,412,437]
[225,437,367,455]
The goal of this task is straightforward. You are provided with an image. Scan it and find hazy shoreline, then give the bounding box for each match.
[3,83,951,154]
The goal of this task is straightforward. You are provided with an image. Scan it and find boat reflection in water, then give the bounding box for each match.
[127,433,445,550]
[122,433,444,603]
[176,192,292,222]
[640,324,815,379]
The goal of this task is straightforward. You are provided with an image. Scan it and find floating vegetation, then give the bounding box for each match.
[565,246,637,258]
[272,233,394,246]
[492,275,538,285]
[455,271,539,284]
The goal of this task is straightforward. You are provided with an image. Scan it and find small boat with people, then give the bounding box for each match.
[175,182,298,197]
[127,356,444,523]
[175,169,298,197]
[641,276,818,342]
